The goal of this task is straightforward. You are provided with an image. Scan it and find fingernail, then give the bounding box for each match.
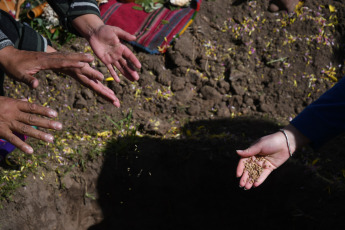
[113,101,120,108]
[239,185,243,188]
[78,62,86,67]
[45,135,54,142]
[48,110,57,117]
[25,146,34,154]
[243,187,248,191]
[53,122,62,130]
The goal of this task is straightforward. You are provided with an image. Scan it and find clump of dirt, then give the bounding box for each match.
[1,0,345,229]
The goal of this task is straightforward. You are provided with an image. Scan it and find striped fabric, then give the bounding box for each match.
[0,9,48,52]
[47,0,100,35]
[0,29,13,50]
[100,0,201,54]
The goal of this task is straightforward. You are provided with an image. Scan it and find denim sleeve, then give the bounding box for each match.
[290,77,345,149]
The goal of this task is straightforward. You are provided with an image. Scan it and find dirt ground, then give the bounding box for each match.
[1,0,345,229]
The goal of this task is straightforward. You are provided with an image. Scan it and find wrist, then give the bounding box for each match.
[71,14,104,40]
[282,124,310,154]
[0,46,16,70]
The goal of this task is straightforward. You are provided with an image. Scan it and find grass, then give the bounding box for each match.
[0,110,140,206]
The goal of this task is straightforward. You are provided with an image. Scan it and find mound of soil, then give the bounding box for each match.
[1,0,345,229]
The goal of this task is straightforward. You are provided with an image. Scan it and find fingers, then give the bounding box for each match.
[11,121,55,144]
[236,158,246,178]
[114,27,137,42]
[17,112,62,131]
[74,73,120,107]
[253,169,272,188]
[122,45,141,70]
[19,75,39,89]
[16,101,62,130]
[239,170,250,188]
[1,128,33,154]
[40,53,94,70]
[117,53,140,82]
[79,65,104,82]
[236,141,263,158]
[237,156,275,190]
[17,101,58,118]
[106,64,120,82]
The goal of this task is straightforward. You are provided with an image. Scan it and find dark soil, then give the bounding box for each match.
[1,0,345,229]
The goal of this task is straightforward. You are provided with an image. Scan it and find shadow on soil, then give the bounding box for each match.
[89,117,345,230]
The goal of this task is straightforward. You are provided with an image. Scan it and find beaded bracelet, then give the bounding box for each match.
[279,129,292,157]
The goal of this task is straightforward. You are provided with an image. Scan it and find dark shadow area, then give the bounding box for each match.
[89,117,345,230]
[231,0,248,7]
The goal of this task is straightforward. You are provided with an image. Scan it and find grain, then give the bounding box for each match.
[244,156,266,183]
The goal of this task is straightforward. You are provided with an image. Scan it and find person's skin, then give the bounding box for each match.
[0,46,95,89]
[269,0,300,13]
[0,96,62,154]
[46,46,120,107]
[0,45,120,153]
[71,14,142,84]
[236,124,310,190]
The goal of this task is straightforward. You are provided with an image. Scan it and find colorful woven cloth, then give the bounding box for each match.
[99,0,201,54]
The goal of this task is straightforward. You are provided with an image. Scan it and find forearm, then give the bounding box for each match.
[47,0,101,35]
[282,124,310,154]
[0,46,14,72]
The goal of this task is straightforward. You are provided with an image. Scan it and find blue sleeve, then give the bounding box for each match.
[290,77,345,148]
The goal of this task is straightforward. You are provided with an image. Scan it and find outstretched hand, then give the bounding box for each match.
[236,125,310,190]
[60,63,120,107]
[88,25,142,82]
[236,131,292,190]
[0,96,62,154]
[0,46,94,88]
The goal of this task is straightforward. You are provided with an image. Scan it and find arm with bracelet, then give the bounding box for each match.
[236,76,345,190]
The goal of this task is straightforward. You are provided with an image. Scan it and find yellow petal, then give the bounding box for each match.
[105,77,114,81]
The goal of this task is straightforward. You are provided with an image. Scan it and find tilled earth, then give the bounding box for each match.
[1,0,345,229]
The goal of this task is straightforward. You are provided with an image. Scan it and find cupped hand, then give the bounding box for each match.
[88,25,142,82]
[60,63,120,107]
[0,96,62,154]
[0,46,94,88]
[236,131,291,190]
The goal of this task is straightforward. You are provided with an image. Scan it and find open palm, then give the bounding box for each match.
[88,25,141,83]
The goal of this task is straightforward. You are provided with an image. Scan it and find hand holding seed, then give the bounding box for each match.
[236,130,295,190]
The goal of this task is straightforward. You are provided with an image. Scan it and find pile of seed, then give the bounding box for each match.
[244,156,266,183]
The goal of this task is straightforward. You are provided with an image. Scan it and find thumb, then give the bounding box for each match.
[21,75,39,89]
[236,142,263,158]
[114,27,136,42]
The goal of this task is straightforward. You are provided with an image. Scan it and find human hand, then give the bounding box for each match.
[0,96,62,154]
[87,25,142,82]
[60,63,120,107]
[236,125,310,190]
[236,132,291,190]
[0,46,94,88]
